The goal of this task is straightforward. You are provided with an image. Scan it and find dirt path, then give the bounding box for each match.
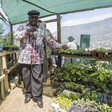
[0,78,56,112]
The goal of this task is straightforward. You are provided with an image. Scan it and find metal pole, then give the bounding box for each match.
[57,14,61,68]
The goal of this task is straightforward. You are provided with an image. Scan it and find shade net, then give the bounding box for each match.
[0,0,112,24]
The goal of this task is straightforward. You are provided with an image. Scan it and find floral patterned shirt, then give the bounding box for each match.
[14,22,62,64]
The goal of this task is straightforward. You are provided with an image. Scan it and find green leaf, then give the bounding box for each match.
[90,72,98,77]
[99,73,104,81]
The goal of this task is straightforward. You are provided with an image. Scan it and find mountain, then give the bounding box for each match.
[54,17,112,48]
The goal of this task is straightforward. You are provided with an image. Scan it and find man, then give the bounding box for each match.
[67,36,77,63]
[67,36,77,50]
[40,22,54,82]
[14,10,68,108]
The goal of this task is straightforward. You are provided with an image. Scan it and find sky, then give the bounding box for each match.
[0,7,112,34]
[39,7,112,33]
[61,7,112,26]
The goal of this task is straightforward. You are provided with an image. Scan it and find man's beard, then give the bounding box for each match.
[30,21,37,26]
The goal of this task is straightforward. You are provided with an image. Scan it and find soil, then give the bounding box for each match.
[0,78,56,112]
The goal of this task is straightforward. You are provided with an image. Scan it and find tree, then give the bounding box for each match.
[0,32,11,46]
[0,23,4,38]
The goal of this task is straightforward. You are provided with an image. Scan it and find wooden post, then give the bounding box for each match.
[1,80,5,99]
[11,53,14,64]
[10,24,13,45]
[2,56,9,92]
[0,57,5,99]
[57,14,61,68]
[13,53,16,64]
[15,53,17,63]
[0,12,9,23]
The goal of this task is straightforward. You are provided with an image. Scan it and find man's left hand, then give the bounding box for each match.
[62,45,68,50]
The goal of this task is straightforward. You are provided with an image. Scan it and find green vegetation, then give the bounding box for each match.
[55,92,80,110]
[51,62,112,110]
[51,62,112,91]
[0,23,4,38]
[0,33,11,46]
[54,92,112,111]
[0,32,19,50]
[58,49,86,54]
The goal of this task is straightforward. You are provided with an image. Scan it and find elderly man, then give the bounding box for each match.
[14,10,68,108]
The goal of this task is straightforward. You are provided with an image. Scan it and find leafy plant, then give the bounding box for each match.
[0,32,11,45]
[92,48,105,52]
[54,93,112,111]
[0,32,19,49]
[55,92,80,110]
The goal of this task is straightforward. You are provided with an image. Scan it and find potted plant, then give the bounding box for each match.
[2,45,10,50]
[97,48,105,58]
[91,50,97,57]
[91,48,105,58]
[94,48,105,58]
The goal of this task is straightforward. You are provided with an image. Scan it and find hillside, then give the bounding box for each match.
[56,17,112,48]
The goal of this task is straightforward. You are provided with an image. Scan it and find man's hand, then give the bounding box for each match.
[62,45,68,50]
[25,28,36,36]
[27,28,36,32]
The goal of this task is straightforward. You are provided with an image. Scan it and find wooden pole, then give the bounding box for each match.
[1,80,5,99]
[43,19,57,23]
[60,5,112,15]
[0,12,9,24]
[13,53,16,64]
[15,53,17,63]
[2,56,9,92]
[0,57,5,99]
[57,14,61,68]
[0,75,5,82]
[10,24,13,45]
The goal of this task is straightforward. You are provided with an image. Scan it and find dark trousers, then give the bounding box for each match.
[20,64,43,101]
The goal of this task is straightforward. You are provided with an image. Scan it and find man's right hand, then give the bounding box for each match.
[25,28,36,36]
[27,28,36,32]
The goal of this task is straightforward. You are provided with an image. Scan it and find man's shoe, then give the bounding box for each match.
[24,97,31,103]
[37,101,43,108]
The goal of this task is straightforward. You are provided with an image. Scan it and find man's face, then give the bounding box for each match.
[29,16,38,26]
